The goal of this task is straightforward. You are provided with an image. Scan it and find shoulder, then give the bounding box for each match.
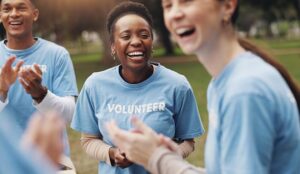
[38,38,69,55]
[84,66,117,88]
[225,53,286,99]
[157,64,191,90]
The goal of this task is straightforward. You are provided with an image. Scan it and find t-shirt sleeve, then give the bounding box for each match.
[52,52,78,97]
[174,83,204,139]
[71,83,101,136]
[220,94,274,174]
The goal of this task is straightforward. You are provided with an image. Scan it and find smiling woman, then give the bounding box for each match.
[71,1,204,174]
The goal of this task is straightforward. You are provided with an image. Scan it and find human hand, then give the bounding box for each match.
[18,64,47,103]
[158,134,180,154]
[21,111,64,166]
[109,147,133,168]
[106,117,161,167]
[0,56,23,101]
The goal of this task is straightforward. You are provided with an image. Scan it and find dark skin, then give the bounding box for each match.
[0,0,47,103]
[18,64,47,103]
[0,56,23,102]
[107,14,155,168]
[109,147,133,168]
[111,14,154,84]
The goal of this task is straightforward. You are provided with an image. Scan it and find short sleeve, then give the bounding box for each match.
[52,52,78,97]
[220,94,274,174]
[174,84,204,139]
[71,83,101,136]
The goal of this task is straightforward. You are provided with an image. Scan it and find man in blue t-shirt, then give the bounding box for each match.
[0,0,78,156]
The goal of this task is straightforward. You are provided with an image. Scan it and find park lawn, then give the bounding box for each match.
[69,39,300,174]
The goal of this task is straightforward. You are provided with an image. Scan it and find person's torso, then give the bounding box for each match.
[205,52,300,174]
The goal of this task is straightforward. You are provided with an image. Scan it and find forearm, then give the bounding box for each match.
[148,147,202,174]
[178,139,195,159]
[80,133,113,165]
[34,90,75,123]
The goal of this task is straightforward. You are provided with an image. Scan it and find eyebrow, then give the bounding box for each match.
[2,2,28,7]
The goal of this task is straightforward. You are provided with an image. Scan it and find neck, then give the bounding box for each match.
[195,29,245,78]
[120,64,153,84]
[6,35,36,50]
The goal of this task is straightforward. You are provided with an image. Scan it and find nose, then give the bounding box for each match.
[130,36,142,47]
[10,8,20,17]
[168,4,184,21]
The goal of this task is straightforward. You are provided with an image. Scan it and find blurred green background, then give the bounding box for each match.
[1,0,299,173]
[68,38,300,174]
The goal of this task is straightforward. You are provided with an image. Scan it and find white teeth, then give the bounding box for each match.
[10,21,22,25]
[128,51,144,56]
[176,28,192,35]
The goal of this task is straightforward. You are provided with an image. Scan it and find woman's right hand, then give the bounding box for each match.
[109,147,133,168]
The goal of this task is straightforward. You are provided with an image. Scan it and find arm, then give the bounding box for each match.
[80,133,112,165]
[81,133,132,168]
[33,91,75,123]
[18,64,75,123]
[149,147,204,174]
[177,139,195,159]
[106,117,203,174]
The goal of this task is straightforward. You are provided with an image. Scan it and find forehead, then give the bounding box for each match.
[1,0,33,7]
[114,14,150,32]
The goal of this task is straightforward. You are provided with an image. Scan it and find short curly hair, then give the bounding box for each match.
[106,1,154,42]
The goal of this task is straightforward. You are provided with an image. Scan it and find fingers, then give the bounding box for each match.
[2,56,16,72]
[33,64,42,76]
[106,121,132,150]
[159,134,179,153]
[18,68,45,97]
[19,68,42,84]
[14,60,24,72]
[131,116,156,135]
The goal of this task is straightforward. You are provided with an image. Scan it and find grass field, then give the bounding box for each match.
[69,39,300,174]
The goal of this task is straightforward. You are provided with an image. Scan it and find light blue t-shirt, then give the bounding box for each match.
[72,63,204,174]
[205,52,300,174]
[0,38,78,155]
[0,112,55,174]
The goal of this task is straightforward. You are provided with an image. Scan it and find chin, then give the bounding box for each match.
[180,46,197,55]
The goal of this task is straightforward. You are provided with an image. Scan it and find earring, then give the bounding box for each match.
[222,16,230,26]
[111,51,116,60]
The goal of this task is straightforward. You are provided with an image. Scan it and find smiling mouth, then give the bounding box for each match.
[9,21,23,27]
[176,27,196,38]
[127,51,145,59]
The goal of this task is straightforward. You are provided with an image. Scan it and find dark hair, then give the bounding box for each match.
[228,2,300,112]
[0,0,36,7]
[106,1,153,42]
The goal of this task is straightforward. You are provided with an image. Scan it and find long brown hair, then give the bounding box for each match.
[238,38,300,112]
[224,0,300,112]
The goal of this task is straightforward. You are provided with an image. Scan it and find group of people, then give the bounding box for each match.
[0,0,299,174]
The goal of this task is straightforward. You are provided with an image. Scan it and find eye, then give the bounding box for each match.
[1,7,11,13]
[18,6,28,11]
[162,2,172,10]
[140,32,151,39]
[120,34,130,40]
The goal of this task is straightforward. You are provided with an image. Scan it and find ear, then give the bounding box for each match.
[222,0,237,22]
[33,9,39,22]
[111,44,115,55]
